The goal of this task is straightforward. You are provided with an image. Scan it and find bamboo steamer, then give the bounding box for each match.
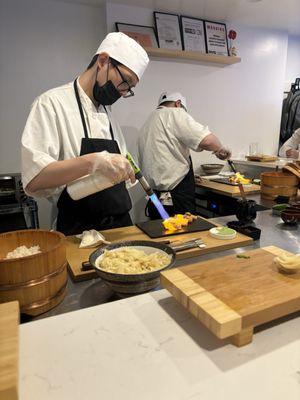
[260,171,299,200]
[0,230,67,316]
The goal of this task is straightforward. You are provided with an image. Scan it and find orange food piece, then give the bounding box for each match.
[162,213,198,231]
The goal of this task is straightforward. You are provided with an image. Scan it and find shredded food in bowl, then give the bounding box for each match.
[96,247,171,274]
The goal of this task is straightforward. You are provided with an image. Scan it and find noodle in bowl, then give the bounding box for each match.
[89,241,176,296]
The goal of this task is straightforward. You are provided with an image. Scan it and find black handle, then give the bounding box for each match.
[227,159,237,174]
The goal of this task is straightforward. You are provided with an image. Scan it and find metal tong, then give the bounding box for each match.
[169,238,206,252]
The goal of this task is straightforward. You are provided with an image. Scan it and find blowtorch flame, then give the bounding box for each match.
[149,193,169,220]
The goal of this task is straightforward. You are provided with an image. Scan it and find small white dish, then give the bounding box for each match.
[209,227,237,240]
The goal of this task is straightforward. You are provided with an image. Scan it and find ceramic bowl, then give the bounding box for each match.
[200,163,224,175]
[281,204,300,224]
[89,240,176,297]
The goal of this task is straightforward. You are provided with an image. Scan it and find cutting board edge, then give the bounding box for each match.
[161,270,242,339]
[0,301,19,400]
[161,246,298,339]
[67,263,98,282]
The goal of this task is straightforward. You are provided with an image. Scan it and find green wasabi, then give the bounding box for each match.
[216,227,236,235]
[236,254,251,259]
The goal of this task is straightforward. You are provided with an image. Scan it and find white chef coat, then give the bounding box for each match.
[137,107,211,191]
[21,79,128,206]
[279,128,300,159]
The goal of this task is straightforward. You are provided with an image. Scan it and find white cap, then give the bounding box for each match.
[158,91,187,110]
[95,32,149,80]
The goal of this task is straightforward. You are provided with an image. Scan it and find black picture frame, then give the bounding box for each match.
[180,15,207,53]
[204,20,229,56]
[153,11,183,50]
[115,22,158,48]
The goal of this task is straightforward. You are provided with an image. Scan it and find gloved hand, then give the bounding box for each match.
[286,149,299,159]
[214,147,232,160]
[88,151,136,184]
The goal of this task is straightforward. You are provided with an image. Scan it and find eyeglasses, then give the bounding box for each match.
[112,62,135,98]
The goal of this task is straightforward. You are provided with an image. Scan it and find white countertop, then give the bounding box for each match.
[20,289,300,400]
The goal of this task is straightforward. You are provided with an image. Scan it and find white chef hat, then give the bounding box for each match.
[158,91,187,110]
[95,32,149,80]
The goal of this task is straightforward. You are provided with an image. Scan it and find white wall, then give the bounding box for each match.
[285,35,300,90]
[0,0,107,227]
[0,0,291,227]
[106,2,288,222]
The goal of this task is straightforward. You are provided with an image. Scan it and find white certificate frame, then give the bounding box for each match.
[154,11,182,50]
[180,16,206,53]
[204,20,229,56]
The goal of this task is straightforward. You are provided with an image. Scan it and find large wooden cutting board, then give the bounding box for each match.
[0,301,19,400]
[66,224,253,281]
[161,246,300,347]
[196,179,261,197]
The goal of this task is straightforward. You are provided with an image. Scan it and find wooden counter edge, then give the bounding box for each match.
[0,301,19,400]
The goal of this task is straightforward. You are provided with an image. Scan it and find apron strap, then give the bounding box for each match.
[73,79,115,141]
[103,105,115,141]
[73,79,89,139]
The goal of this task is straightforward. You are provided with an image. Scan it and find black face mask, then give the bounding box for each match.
[93,66,121,106]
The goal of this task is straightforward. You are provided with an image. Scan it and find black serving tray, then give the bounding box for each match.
[136,218,216,239]
[227,221,261,241]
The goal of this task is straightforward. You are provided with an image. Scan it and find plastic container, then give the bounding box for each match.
[272,204,288,216]
[227,221,261,241]
[67,172,114,200]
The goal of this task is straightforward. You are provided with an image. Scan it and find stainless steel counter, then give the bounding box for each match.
[23,210,299,323]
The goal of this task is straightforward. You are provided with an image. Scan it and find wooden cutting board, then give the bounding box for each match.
[161,246,300,347]
[246,155,278,162]
[0,301,19,400]
[66,224,253,282]
[197,179,261,197]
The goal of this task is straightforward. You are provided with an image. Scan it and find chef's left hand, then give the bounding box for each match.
[214,146,232,160]
[286,149,299,159]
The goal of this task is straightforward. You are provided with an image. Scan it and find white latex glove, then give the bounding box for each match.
[214,147,232,160]
[89,151,135,184]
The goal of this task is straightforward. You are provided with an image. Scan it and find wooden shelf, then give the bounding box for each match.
[144,47,241,65]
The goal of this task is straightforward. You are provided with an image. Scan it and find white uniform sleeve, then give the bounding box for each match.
[21,97,61,198]
[170,109,211,151]
[279,128,300,158]
[105,107,135,190]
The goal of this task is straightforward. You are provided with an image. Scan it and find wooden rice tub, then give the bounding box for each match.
[260,171,299,200]
[0,230,67,316]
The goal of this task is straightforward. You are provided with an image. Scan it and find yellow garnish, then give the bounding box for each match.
[162,213,198,231]
[229,172,251,184]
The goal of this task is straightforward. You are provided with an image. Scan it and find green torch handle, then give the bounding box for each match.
[126,153,153,196]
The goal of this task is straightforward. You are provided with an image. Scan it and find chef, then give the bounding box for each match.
[279,128,300,159]
[137,92,232,219]
[21,32,149,235]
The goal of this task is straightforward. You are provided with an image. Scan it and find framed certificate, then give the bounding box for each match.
[154,12,182,50]
[204,20,229,56]
[180,16,206,53]
[115,22,158,48]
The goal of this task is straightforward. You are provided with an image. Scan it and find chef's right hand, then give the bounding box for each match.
[89,151,136,184]
[214,146,232,160]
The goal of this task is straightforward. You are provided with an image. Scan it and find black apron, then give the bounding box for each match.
[147,158,196,220]
[56,79,132,235]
